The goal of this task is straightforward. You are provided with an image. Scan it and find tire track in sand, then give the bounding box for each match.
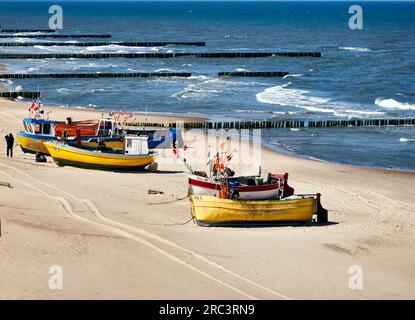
[0,162,290,300]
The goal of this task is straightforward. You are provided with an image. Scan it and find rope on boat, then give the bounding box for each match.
[146,194,189,205]
[164,216,195,227]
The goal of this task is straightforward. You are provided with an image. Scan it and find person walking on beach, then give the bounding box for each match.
[5,133,14,158]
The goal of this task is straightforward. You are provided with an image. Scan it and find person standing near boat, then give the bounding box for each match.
[5,133,14,158]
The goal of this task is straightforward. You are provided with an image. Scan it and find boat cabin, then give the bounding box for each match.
[124,135,149,155]
[22,118,56,137]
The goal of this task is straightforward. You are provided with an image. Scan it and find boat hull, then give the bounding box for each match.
[190,195,318,226]
[17,132,162,155]
[17,132,55,154]
[43,141,156,171]
[188,174,282,200]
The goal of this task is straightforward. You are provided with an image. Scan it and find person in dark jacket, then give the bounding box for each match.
[5,133,14,158]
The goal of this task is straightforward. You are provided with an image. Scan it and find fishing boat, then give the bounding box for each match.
[16,117,118,155]
[43,135,156,171]
[188,172,294,200]
[190,194,328,226]
[185,147,294,200]
[17,117,175,155]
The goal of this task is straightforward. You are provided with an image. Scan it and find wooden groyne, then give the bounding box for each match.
[0,41,206,47]
[0,91,41,99]
[308,118,415,128]
[0,52,321,59]
[0,29,55,33]
[168,118,415,129]
[0,34,111,39]
[218,71,289,77]
[0,72,192,79]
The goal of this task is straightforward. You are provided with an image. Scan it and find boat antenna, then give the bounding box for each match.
[144,106,148,131]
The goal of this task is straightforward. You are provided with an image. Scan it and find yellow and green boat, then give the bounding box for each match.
[43,136,156,171]
[190,194,328,226]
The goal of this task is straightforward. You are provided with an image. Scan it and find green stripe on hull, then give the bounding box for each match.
[53,158,149,171]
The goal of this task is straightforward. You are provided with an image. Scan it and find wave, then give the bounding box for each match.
[33,45,64,52]
[256,82,335,114]
[15,85,23,92]
[155,68,177,73]
[375,98,415,110]
[13,38,31,43]
[234,109,267,114]
[173,78,267,101]
[334,109,386,117]
[283,73,303,78]
[85,44,147,52]
[233,68,251,72]
[400,137,415,142]
[234,109,298,115]
[57,88,77,93]
[71,63,119,70]
[339,46,371,52]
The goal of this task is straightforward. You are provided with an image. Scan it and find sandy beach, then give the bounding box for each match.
[1,97,415,299]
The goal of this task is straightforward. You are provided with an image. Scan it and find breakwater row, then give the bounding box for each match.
[0,72,192,79]
[0,29,55,33]
[218,71,289,77]
[0,52,321,59]
[0,34,112,39]
[167,118,415,129]
[0,91,41,99]
[0,41,206,47]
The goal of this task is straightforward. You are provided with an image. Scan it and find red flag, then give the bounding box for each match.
[172,148,179,158]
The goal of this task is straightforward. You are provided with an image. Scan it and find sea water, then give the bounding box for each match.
[0,1,414,171]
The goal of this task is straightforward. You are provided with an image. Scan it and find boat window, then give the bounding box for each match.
[23,122,32,133]
[34,123,41,134]
[127,139,132,148]
[43,123,51,135]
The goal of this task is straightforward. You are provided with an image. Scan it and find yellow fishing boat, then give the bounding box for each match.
[43,135,156,171]
[190,194,328,226]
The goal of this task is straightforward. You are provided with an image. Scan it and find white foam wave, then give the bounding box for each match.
[283,73,303,78]
[15,85,23,92]
[375,98,415,110]
[33,45,62,52]
[256,82,335,114]
[334,109,386,117]
[13,38,31,43]
[233,68,251,72]
[155,68,176,73]
[187,75,210,81]
[85,44,146,52]
[57,88,77,93]
[400,137,415,142]
[173,78,265,101]
[339,46,371,52]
